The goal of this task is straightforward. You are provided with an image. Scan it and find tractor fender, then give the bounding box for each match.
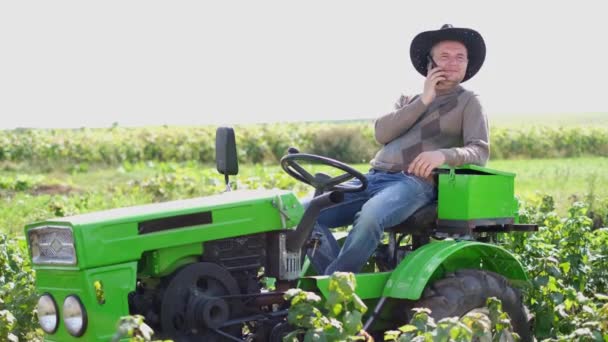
[382,239,528,300]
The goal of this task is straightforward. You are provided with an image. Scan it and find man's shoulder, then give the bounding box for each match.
[457,86,478,98]
[394,93,421,109]
[457,87,481,106]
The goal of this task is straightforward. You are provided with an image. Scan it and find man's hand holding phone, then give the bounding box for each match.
[421,56,446,105]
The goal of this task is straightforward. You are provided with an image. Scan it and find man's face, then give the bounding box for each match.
[430,40,468,87]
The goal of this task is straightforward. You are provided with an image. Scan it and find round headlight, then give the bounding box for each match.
[63,295,87,337]
[37,294,58,334]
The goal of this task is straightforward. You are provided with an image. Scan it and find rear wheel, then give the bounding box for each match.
[408,269,532,342]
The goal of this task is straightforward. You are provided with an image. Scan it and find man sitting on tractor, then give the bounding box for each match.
[308,24,490,275]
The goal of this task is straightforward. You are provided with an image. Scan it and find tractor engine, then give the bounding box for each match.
[127,190,342,340]
[128,231,302,341]
[202,233,269,294]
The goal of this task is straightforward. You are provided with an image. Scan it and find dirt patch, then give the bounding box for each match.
[32,184,78,196]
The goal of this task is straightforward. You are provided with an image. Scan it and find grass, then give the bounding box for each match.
[1,157,606,235]
[488,158,608,214]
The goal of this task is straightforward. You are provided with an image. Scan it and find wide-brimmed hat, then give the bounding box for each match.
[410,24,486,82]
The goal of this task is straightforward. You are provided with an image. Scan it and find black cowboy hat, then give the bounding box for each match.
[410,24,486,82]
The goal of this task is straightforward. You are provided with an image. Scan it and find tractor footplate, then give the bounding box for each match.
[433,221,538,236]
[472,223,539,233]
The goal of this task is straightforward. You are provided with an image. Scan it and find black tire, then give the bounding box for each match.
[411,269,532,342]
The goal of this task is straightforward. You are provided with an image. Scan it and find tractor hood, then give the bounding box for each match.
[25,189,304,270]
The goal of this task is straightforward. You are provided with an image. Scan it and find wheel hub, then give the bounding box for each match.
[187,293,230,330]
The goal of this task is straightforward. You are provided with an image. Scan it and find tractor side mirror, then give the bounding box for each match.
[215,127,238,190]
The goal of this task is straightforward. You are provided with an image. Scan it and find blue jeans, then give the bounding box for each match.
[305,169,436,275]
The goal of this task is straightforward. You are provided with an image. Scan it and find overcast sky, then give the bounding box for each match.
[0,1,606,129]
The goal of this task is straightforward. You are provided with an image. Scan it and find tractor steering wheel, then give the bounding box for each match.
[280,150,368,193]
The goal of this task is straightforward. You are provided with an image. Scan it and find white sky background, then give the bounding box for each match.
[0,1,606,129]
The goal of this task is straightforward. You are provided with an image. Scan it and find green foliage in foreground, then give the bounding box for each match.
[0,235,40,341]
[501,198,608,340]
[284,272,368,341]
[384,298,517,342]
[112,315,170,342]
[2,198,608,341]
[1,123,607,168]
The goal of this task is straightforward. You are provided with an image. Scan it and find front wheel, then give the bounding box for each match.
[409,269,533,342]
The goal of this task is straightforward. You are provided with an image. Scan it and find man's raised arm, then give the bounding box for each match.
[374,96,428,144]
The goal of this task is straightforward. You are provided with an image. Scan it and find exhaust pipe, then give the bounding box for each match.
[286,191,344,252]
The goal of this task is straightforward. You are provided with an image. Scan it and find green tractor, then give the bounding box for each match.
[25,127,536,341]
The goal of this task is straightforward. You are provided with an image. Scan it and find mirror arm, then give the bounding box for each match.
[225,174,231,192]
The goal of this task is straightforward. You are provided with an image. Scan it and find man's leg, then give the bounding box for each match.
[324,173,436,275]
[302,179,370,274]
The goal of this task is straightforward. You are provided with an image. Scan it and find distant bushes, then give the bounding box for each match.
[0,126,217,166]
[1,123,607,167]
[492,126,608,159]
[309,126,379,164]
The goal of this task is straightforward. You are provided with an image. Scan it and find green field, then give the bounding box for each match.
[1,157,606,236]
[2,122,608,340]
[488,157,608,212]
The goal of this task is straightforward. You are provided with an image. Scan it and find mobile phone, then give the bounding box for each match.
[426,54,438,71]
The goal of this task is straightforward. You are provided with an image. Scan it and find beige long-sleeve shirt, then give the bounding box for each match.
[370,85,489,172]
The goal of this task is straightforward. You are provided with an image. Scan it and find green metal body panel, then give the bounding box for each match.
[35,262,137,341]
[139,242,203,277]
[26,190,302,271]
[299,240,526,302]
[437,164,516,221]
[382,239,528,300]
[25,189,303,341]
[297,240,526,332]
